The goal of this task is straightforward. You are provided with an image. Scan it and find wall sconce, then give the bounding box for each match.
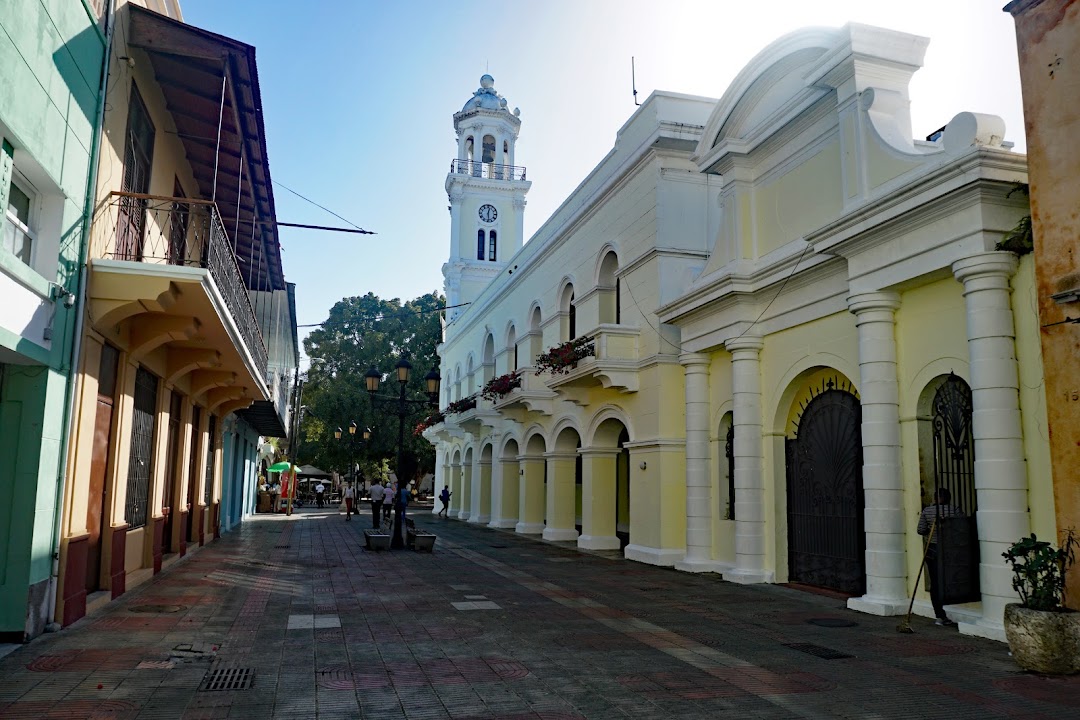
[639,460,647,470]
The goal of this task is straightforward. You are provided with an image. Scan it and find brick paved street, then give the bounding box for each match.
[1,508,1077,720]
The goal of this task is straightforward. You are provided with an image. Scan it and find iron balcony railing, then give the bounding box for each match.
[450,158,526,181]
[91,191,269,377]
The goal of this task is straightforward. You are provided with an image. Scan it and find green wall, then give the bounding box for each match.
[0,0,104,638]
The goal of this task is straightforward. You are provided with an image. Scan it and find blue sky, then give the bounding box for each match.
[180,0,1025,361]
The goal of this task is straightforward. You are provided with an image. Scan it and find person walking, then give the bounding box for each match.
[438,485,451,517]
[382,481,394,527]
[315,482,325,508]
[917,487,966,627]
[342,482,355,521]
[369,479,385,528]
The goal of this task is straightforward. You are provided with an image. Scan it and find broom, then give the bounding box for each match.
[897,517,936,634]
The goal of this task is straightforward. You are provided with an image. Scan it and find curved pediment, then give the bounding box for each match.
[695,27,841,172]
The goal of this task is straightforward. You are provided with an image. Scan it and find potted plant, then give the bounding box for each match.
[1001,530,1080,674]
[535,336,595,375]
[481,371,522,401]
[444,395,477,415]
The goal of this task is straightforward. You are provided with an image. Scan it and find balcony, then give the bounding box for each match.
[545,325,642,396]
[492,369,557,419]
[450,159,527,182]
[87,192,269,403]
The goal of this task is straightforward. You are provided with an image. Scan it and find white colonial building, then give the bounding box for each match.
[426,25,1052,642]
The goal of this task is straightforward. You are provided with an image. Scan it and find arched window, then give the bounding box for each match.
[502,140,510,165]
[488,230,497,261]
[465,137,474,162]
[569,293,576,340]
[507,326,518,370]
[477,229,485,260]
[482,134,496,163]
[598,251,620,325]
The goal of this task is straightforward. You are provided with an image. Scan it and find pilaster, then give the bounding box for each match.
[516,453,545,534]
[676,353,721,572]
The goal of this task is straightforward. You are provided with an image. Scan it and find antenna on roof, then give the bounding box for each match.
[632,56,640,106]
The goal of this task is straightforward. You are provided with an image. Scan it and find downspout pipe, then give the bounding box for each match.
[47,0,114,628]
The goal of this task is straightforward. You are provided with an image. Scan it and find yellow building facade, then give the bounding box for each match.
[55,2,287,626]
[429,25,1049,641]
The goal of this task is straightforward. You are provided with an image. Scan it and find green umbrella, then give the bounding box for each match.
[267,461,296,473]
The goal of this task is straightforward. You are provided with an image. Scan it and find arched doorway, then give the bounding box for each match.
[920,374,979,604]
[580,416,630,551]
[449,448,463,518]
[786,376,865,595]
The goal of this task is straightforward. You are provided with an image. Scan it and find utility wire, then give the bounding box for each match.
[273,179,372,234]
[298,302,470,328]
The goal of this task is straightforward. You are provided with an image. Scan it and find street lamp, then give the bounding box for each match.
[365,359,440,548]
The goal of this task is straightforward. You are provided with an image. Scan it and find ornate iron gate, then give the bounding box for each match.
[786,380,865,595]
[124,367,158,529]
[931,374,980,604]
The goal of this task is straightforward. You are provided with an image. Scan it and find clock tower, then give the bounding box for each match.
[443,74,531,325]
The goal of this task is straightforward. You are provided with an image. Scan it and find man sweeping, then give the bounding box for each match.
[917,488,965,627]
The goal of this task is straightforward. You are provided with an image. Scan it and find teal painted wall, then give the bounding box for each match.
[221,418,259,532]
[0,0,104,637]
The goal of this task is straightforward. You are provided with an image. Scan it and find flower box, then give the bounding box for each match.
[481,371,522,401]
[535,337,595,375]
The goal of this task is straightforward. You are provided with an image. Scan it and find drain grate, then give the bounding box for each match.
[199,667,255,691]
[274,545,290,549]
[784,643,854,660]
[490,545,508,549]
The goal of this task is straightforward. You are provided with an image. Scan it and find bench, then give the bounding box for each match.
[408,529,436,552]
[363,528,390,551]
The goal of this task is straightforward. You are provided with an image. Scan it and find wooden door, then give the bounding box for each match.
[186,406,201,541]
[162,392,182,552]
[86,345,119,593]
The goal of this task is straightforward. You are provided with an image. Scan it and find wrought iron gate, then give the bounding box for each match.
[124,367,158,529]
[786,381,865,595]
[931,374,980,604]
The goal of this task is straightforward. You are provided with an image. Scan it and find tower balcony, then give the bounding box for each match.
[87,192,269,402]
[450,159,527,182]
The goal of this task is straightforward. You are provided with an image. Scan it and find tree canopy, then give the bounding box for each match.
[298,291,443,482]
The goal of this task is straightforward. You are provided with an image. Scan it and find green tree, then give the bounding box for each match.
[298,291,443,482]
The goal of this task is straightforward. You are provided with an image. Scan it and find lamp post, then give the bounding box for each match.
[364,358,440,548]
[335,421,371,491]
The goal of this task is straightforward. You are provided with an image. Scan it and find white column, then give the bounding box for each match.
[722,336,771,584]
[953,251,1030,639]
[848,292,908,615]
[676,353,721,572]
[466,451,483,524]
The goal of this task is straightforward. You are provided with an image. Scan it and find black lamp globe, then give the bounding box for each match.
[349,421,357,436]
[364,366,381,394]
[334,426,342,440]
[395,357,412,385]
[362,427,372,441]
[424,368,441,398]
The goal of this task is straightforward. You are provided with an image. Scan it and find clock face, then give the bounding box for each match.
[478,204,498,223]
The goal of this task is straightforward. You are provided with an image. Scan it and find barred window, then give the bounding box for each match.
[124,367,159,529]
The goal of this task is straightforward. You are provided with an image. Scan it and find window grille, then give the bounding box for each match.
[489,230,497,261]
[476,229,485,260]
[125,367,159,528]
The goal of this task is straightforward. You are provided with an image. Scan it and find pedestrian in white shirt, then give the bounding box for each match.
[343,483,355,522]
[369,480,385,528]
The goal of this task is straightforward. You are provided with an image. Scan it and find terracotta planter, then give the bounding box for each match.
[1003,603,1080,674]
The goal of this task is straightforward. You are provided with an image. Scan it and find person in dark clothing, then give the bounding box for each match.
[438,485,451,517]
[918,487,965,627]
